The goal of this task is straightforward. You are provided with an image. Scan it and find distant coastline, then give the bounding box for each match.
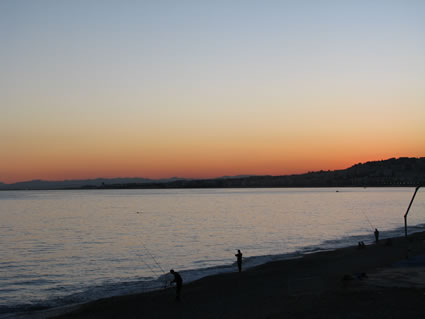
[1,157,424,190]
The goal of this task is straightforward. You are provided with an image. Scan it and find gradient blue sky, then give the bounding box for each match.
[1,1,424,183]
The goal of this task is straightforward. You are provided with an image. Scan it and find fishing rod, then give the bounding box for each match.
[404,185,421,238]
[137,240,174,290]
[140,241,166,274]
[139,240,171,289]
[140,254,162,278]
[136,212,167,274]
[361,211,375,231]
[145,243,172,289]
[135,212,170,288]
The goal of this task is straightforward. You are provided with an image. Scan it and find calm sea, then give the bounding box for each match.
[1,188,424,317]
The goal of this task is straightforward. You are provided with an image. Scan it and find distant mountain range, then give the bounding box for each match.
[0,177,183,190]
[1,157,424,190]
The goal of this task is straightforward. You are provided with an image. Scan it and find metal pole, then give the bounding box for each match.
[404,186,421,238]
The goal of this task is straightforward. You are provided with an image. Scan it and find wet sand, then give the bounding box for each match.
[46,231,425,319]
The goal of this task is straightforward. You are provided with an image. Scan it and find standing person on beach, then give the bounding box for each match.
[374,228,379,243]
[170,269,183,301]
[235,249,243,272]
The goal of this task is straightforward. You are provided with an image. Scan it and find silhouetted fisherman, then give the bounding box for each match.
[374,228,379,243]
[235,249,243,272]
[170,269,182,301]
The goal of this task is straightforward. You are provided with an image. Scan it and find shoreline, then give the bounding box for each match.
[0,186,421,191]
[19,230,425,319]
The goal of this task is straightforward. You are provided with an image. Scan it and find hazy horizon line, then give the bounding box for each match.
[2,156,423,185]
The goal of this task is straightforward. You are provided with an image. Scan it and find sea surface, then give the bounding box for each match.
[1,187,424,317]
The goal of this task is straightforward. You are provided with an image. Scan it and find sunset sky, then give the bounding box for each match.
[1,1,424,184]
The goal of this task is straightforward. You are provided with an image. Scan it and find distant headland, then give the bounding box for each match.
[1,157,424,190]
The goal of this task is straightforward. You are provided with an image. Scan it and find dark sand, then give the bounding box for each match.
[43,232,425,318]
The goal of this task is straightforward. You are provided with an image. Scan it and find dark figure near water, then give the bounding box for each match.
[235,249,243,272]
[374,228,379,243]
[170,269,183,301]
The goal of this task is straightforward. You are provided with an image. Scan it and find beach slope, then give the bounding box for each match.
[51,232,425,319]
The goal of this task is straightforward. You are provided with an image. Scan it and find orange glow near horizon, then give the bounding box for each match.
[2,104,424,184]
[2,138,424,184]
[2,106,425,184]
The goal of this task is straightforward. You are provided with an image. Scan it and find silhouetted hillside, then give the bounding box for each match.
[1,157,423,190]
[96,157,425,189]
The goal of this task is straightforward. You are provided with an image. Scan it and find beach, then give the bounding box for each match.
[34,231,425,319]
